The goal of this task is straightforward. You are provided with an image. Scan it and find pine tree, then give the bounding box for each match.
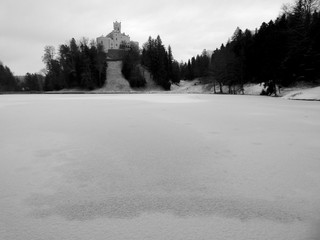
[0,63,19,91]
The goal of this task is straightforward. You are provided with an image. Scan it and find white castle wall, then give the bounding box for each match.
[97,21,131,53]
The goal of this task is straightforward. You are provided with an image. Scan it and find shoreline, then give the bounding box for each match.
[1,83,320,101]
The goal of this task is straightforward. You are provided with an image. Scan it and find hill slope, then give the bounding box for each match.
[93,61,163,93]
[138,65,164,92]
[94,61,131,92]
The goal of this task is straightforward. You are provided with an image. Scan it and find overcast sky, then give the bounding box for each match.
[1,0,288,75]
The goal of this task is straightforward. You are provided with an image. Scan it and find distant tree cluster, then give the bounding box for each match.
[183,0,320,94]
[0,61,46,92]
[180,50,210,80]
[21,73,44,91]
[121,42,146,88]
[141,36,180,90]
[42,38,107,91]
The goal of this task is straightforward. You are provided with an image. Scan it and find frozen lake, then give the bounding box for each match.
[1,94,320,240]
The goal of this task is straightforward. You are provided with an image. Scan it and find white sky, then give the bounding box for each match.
[0,0,287,75]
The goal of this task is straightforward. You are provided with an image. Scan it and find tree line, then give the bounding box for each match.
[180,50,210,81]
[0,63,20,91]
[181,0,320,94]
[2,35,181,92]
[1,38,108,92]
[0,62,47,92]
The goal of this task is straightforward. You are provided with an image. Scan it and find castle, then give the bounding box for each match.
[96,21,138,53]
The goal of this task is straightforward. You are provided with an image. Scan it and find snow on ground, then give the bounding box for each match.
[171,80,266,95]
[172,80,320,101]
[243,83,265,95]
[170,79,213,93]
[242,83,320,100]
[282,86,320,101]
[1,94,320,240]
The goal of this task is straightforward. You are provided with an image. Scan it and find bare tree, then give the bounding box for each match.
[301,0,320,14]
[282,0,320,16]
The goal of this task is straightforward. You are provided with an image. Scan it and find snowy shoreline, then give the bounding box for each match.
[1,83,320,101]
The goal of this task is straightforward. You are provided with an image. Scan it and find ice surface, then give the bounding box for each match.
[1,94,320,240]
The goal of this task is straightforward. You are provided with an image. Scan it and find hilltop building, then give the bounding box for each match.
[97,22,138,55]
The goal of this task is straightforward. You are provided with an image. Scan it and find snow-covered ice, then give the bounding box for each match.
[1,94,320,240]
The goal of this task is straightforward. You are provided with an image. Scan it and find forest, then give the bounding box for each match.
[0,0,319,93]
[180,0,320,93]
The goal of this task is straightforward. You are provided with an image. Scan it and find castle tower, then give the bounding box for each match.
[113,21,121,32]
